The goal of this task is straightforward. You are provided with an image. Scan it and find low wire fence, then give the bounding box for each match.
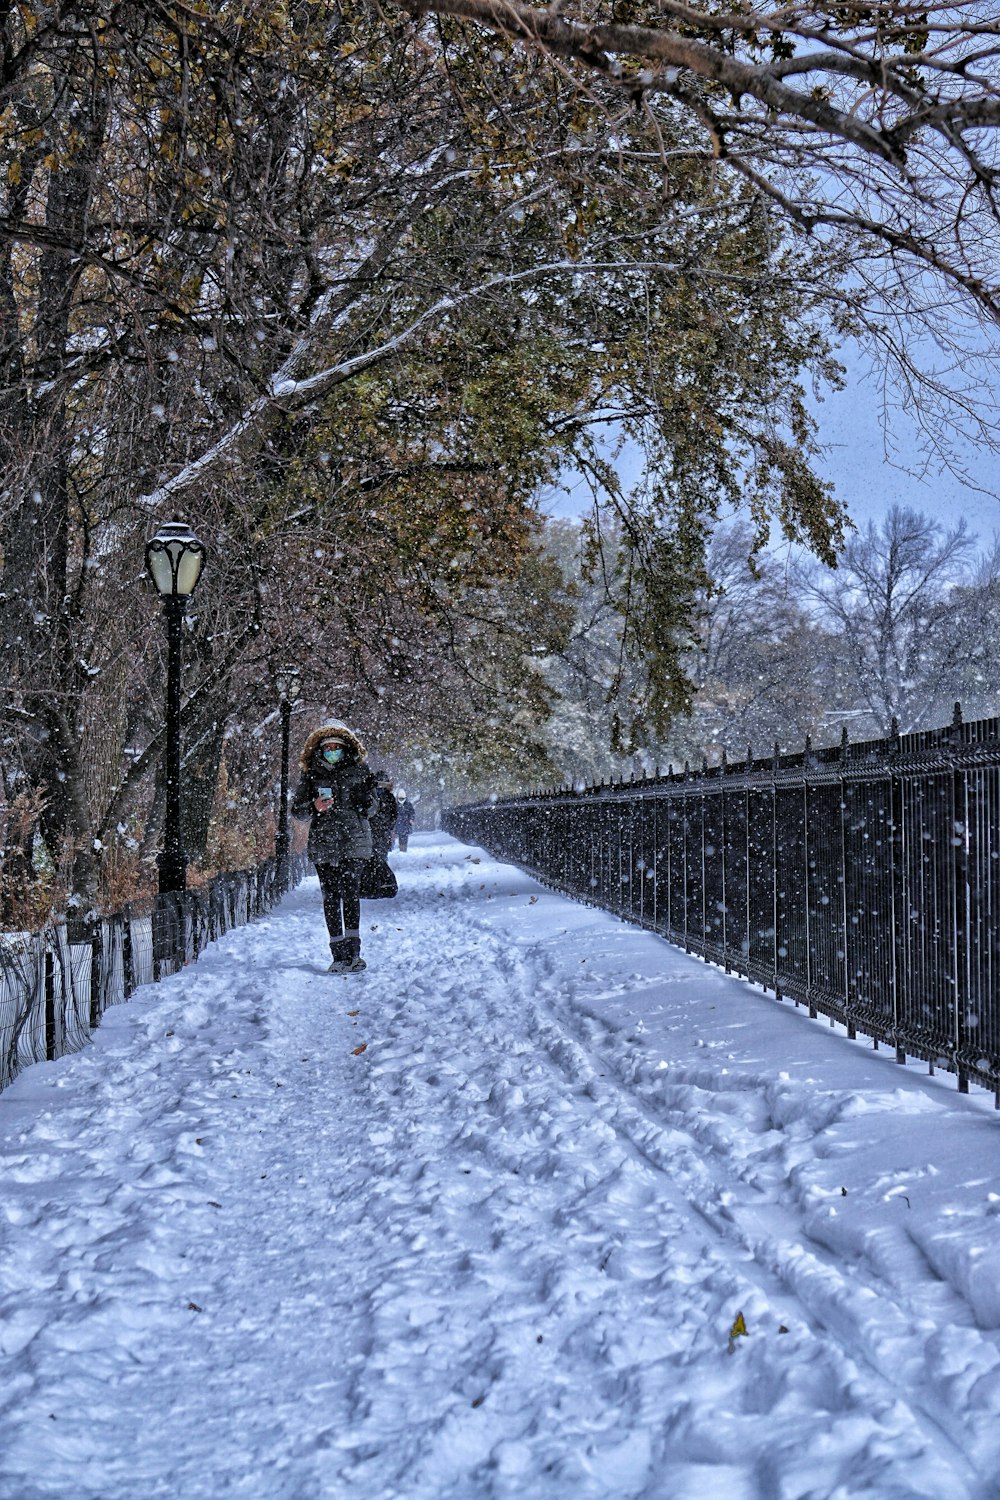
[445,710,1000,1106]
[0,853,308,1092]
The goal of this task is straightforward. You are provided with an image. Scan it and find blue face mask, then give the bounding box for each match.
[321,745,345,766]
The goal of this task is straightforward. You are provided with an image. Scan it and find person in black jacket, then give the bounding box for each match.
[291,722,377,973]
[395,792,416,852]
[369,773,398,859]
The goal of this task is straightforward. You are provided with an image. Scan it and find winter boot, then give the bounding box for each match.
[329,937,353,973]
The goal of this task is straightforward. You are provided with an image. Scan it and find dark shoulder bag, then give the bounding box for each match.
[359,856,398,899]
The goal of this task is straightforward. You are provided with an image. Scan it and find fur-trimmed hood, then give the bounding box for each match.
[299,722,367,771]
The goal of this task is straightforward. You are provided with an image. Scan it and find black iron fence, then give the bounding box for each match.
[0,853,308,1092]
[445,710,1000,1105]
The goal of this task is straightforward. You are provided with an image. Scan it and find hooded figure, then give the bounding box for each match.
[291,723,377,973]
[395,791,416,852]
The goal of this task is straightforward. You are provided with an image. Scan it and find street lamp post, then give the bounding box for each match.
[274,666,302,891]
[145,518,207,894]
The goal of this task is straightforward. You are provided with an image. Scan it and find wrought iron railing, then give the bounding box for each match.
[445,709,1000,1105]
[0,853,308,1091]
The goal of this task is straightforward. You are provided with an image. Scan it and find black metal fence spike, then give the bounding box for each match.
[891,716,900,738]
[953,701,963,728]
[746,742,753,767]
[702,754,709,773]
[722,747,729,769]
[805,734,812,754]
[841,725,849,750]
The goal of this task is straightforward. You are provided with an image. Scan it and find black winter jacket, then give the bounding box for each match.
[396,798,416,836]
[369,786,398,859]
[291,755,377,865]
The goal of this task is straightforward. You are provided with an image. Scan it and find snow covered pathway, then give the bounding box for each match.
[2,836,1000,1500]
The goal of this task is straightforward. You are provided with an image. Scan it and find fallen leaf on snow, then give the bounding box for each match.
[352,1044,368,1056]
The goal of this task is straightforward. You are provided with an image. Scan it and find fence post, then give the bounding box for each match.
[122,912,135,999]
[721,749,730,971]
[952,704,970,1093]
[682,765,691,952]
[89,920,102,1032]
[44,946,57,1061]
[839,727,852,1035]
[664,768,674,936]
[802,736,813,1009]
[772,741,782,1002]
[890,720,906,1066]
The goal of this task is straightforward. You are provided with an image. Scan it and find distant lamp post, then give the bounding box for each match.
[145,518,207,894]
[274,665,302,891]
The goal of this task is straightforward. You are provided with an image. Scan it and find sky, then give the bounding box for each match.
[805,352,1000,542]
[1,834,999,1499]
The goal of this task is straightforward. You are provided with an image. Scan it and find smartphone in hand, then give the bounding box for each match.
[317,786,333,800]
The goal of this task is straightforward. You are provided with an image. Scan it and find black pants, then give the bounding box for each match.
[316,860,364,960]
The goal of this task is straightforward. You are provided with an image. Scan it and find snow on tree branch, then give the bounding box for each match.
[137,257,680,510]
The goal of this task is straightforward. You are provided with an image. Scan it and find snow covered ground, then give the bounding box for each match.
[1,834,999,1500]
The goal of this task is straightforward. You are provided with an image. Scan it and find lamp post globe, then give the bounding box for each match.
[275,666,302,705]
[145,518,206,895]
[145,518,207,600]
[274,666,302,892]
